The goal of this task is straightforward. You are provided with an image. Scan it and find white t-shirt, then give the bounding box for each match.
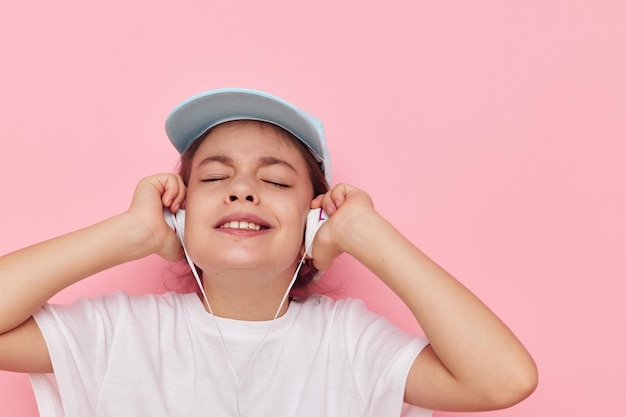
[29,291,431,417]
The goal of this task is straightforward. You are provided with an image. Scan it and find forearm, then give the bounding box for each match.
[341,209,535,391]
[0,213,154,334]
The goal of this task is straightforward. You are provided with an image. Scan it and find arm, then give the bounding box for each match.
[0,174,186,372]
[312,184,537,411]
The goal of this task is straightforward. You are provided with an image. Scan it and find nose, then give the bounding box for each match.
[225,175,259,204]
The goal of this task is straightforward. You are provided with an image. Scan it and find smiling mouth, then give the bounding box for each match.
[219,221,263,231]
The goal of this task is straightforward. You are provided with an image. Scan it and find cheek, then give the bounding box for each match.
[180,211,204,260]
[288,207,310,247]
[178,192,218,255]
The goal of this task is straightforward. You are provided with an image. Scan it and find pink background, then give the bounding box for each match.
[1,1,625,415]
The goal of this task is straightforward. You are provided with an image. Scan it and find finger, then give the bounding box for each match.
[320,193,337,215]
[160,175,183,209]
[310,194,324,209]
[170,175,187,212]
[319,184,348,214]
[329,183,349,208]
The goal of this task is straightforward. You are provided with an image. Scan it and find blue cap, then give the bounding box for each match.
[165,88,331,183]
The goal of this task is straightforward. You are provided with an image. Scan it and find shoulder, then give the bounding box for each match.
[33,291,197,357]
[69,290,187,309]
[36,290,192,326]
[296,295,368,317]
[298,296,428,350]
[295,295,391,333]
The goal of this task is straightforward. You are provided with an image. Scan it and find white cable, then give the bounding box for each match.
[180,238,309,416]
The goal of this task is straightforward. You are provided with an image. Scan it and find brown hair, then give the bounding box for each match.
[177,120,330,298]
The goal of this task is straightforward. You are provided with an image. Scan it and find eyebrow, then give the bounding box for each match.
[196,155,300,175]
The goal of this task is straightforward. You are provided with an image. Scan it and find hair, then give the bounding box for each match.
[176,120,330,299]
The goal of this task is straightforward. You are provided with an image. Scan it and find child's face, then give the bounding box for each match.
[183,121,314,277]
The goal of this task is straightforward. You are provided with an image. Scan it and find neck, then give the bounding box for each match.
[199,266,298,321]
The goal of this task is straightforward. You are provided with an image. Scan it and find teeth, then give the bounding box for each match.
[220,221,261,231]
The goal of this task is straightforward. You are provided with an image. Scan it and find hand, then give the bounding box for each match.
[309,183,377,270]
[126,174,187,262]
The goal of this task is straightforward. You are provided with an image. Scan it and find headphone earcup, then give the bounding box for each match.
[305,208,328,259]
[175,209,186,242]
[164,208,186,243]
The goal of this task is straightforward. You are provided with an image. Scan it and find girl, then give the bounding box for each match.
[0,88,537,416]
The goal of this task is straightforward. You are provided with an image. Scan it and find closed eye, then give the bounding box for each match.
[202,177,228,182]
[263,180,290,188]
